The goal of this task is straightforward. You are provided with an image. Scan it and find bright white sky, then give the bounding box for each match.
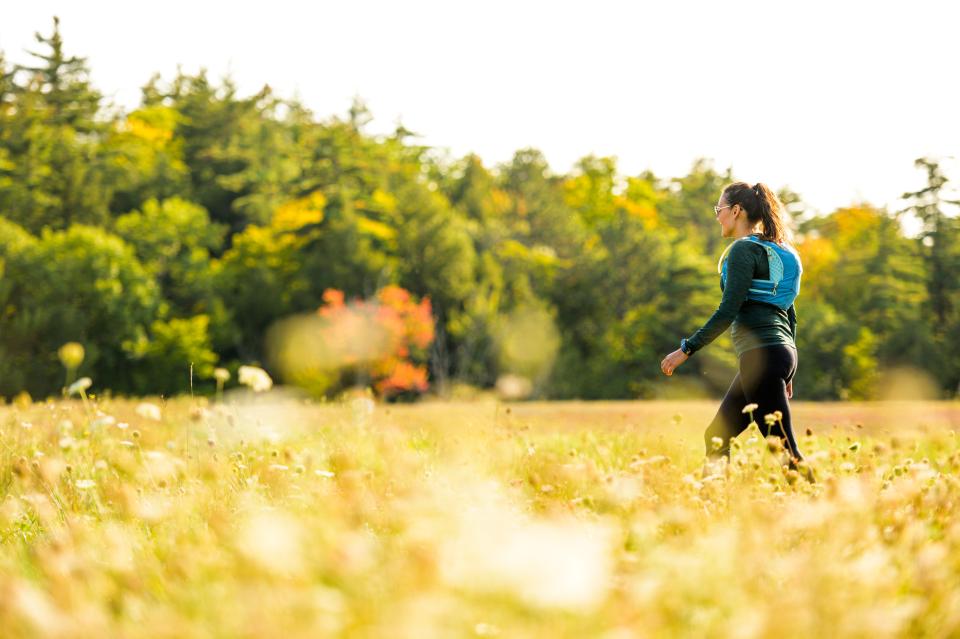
[3,0,959,217]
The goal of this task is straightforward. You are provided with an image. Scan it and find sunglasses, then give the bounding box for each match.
[714,204,732,217]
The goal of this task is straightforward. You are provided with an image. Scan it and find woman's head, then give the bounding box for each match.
[715,182,788,244]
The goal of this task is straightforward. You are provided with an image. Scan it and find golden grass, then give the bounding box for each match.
[1,395,959,638]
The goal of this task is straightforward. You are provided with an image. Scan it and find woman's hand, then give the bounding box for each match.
[660,349,689,376]
[786,380,793,399]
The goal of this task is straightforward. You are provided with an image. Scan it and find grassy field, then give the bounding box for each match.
[1,395,959,638]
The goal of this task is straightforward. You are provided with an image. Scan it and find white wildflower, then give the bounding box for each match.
[135,402,162,421]
[238,365,273,393]
[67,377,92,396]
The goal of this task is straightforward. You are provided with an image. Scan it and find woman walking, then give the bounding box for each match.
[659,182,807,475]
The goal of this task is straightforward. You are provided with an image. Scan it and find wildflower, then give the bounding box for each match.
[315,470,335,478]
[75,479,96,489]
[238,365,273,393]
[711,436,724,451]
[135,402,162,421]
[214,367,231,400]
[742,403,759,414]
[91,414,116,429]
[773,410,783,421]
[764,414,777,426]
[496,374,533,400]
[13,391,31,408]
[66,377,92,396]
[58,342,85,369]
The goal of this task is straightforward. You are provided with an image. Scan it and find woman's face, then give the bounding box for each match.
[715,195,737,238]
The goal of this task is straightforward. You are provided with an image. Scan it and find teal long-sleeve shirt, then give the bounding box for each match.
[685,235,797,357]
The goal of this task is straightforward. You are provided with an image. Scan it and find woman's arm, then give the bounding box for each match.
[684,241,756,354]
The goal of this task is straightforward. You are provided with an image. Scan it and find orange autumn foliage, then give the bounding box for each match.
[317,286,434,397]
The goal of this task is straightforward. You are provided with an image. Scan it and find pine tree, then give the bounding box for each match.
[0,17,112,231]
[900,157,960,395]
[901,158,960,328]
[17,16,103,132]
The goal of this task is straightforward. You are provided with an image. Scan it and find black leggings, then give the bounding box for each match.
[704,344,802,461]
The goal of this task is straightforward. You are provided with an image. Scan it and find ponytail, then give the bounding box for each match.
[752,183,787,244]
[722,181,790,245]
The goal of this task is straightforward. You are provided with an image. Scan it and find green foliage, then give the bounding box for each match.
[213,224,309,360]
[114,197,225,315]
[0,18,111,232]
[0,223,159,397]
[657,159,733,255]
[105,104,190,213]
[791,300,878,400]
[125,315,218,395]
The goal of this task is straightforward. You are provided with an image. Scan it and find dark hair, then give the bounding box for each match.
[722,182,788,244]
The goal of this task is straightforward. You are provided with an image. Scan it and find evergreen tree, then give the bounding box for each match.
[16,16,103,132]
[901,157,960,394]
[0,17,113,231]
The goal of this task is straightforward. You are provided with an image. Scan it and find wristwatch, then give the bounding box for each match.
[680,338,693,356]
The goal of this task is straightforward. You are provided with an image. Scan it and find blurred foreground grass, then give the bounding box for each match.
[2,396,959,638]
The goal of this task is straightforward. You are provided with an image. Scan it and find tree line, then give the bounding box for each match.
[1,18,958,400]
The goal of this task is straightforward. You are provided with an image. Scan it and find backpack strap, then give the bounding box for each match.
[716,236,760,274]
[742,236,785,289]
[716,237,747,274]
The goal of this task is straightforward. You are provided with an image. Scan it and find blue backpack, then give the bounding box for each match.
[718,235,802,310]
